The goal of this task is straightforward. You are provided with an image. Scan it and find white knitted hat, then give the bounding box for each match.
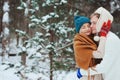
[94,7,113,32]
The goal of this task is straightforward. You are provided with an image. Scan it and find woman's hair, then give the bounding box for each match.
[90,13,100,19]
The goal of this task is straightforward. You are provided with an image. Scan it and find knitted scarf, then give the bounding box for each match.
[74,33,101,70]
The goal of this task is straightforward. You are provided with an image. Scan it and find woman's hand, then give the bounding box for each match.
[100,20,111,37]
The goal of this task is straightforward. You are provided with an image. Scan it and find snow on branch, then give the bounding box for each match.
[2,1,10,23]
[3,1,9,12]
[2,12,9,23]
[110,0,120,13]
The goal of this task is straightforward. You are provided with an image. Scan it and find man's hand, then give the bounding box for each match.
[100,20,111,37]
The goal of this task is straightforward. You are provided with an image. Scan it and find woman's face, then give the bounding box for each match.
[79,23,91,35]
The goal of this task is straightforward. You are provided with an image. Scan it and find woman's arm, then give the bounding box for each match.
[92,36,106,58]
[92,20,111,58]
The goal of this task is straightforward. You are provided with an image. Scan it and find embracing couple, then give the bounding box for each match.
[73,7,120,80]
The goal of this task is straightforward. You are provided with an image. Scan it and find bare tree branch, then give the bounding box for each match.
[55,42,73,51]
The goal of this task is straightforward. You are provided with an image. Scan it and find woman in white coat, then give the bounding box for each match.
[90,7,120,80]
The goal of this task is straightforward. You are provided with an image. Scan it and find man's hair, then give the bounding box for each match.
[90,13,100,19]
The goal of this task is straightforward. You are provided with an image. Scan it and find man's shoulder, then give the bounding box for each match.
[107,31,119,39]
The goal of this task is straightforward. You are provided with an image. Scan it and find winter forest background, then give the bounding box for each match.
[0,0,120,80]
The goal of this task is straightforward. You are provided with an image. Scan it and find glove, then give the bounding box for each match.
[100,20,111,37]
[77,68,82,79]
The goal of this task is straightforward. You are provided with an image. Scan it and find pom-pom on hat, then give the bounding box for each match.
[74,16,90,33]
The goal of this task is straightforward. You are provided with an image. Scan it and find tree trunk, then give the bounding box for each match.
[0,0,3,35]
[49,51,53,80]
[49,30,54,80]
[21,53,26,66]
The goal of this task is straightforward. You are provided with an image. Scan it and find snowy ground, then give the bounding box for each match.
[0,60,79,80]
[0,38,79,80]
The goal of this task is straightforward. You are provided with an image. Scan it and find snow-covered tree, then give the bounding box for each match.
[15,0,75,80]
[110,0,120,13]
[1,0,10,62]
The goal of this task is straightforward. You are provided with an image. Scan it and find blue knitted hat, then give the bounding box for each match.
[74,16,90,33]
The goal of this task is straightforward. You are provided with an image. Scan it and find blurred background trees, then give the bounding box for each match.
[1,0,120,38]
[0,0,120,79]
